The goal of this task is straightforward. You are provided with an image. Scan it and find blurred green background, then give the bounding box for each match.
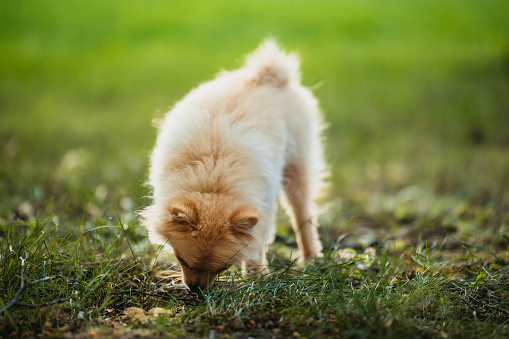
[1,0,508,243]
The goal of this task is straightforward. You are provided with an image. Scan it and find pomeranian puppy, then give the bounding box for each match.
[141,40,327,293]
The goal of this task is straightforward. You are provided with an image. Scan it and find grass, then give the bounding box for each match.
[1,0,509,337]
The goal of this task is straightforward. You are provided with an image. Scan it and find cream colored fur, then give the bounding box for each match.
[141,40,328,292]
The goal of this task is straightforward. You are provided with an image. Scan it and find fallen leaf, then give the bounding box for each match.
[148,307,167,317]
[337,248,357,261]
[383,317,394,328]
[124,307,147,321]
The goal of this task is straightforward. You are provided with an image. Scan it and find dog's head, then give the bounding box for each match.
[158,193,259,293]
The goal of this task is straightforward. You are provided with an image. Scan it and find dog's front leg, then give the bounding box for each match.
[245,244,266,275]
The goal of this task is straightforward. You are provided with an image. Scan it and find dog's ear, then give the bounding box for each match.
[167,200,197,230]
[229,205,258,240]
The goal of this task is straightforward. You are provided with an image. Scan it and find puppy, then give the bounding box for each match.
[141,40,327,293]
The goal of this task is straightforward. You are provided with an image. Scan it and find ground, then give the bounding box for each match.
[1,0,509,338]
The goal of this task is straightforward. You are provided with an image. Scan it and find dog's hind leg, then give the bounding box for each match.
[280,163,323,260]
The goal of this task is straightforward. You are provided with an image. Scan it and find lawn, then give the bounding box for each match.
[1,0,509,337]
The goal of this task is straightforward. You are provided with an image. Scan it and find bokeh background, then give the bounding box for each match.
[1,0,509,248]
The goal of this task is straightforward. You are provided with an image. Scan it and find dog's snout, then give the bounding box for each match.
[187,283,203,294]
[182,267,220,294]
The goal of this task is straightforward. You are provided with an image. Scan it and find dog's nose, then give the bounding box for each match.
[187,283,203,294]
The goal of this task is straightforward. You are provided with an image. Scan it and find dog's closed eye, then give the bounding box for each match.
[176,256,189,268]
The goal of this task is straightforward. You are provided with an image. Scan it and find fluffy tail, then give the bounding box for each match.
[244,40,301,87]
